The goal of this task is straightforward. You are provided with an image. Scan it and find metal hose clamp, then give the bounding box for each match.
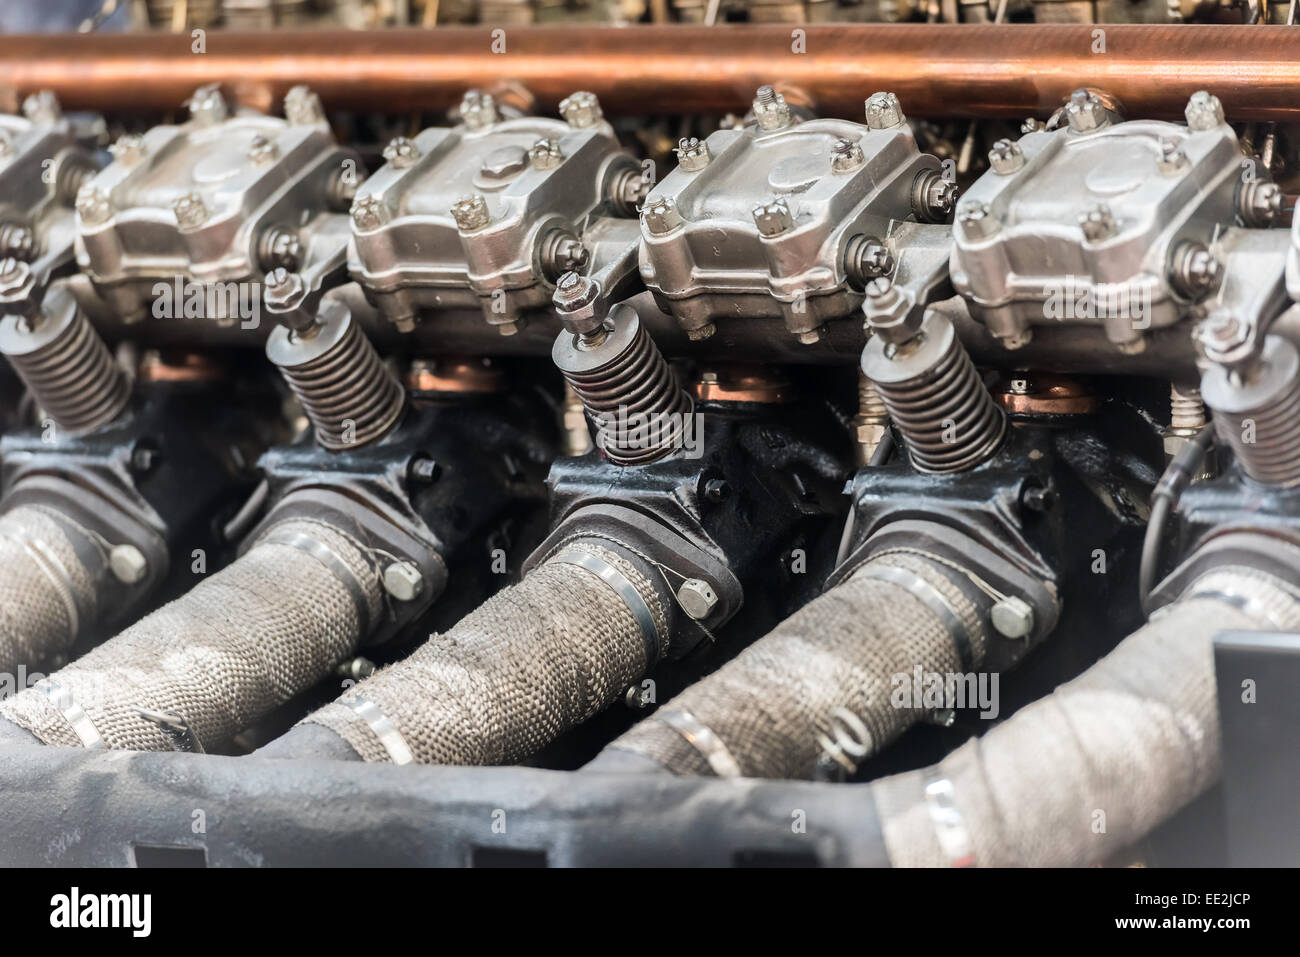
[551,545,663,665]
[655,708,743,778]
[346,696,414,765]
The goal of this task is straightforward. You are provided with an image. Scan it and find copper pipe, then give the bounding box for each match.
[0,25,1298,121]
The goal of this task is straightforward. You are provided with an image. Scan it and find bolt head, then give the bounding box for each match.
[1243,180,1283,227]
[186,84,227,125]
[383,561,424,602]
[1078,203,1116,243]
[109,134,147,166]
[75,185,113,227]
[1184,90,1224,132]
[988,138,1025,174]
[263,269,307,313]
[676,137,712,172]
[283,85,325,126]
[172,192,208,230]
[862,277,915,343]
[990,595,1034,639]
[527,138,564,170]
[830,137,866,174]
[459,89,499,131]
[559,91,603,129]
[350,194,387,231]
[109,544,149,586]
[1065,89,1107,133]
[451,194,491,232]
[958,201,997,241]
[752,198,793,237]
[677,578,719,620]
[642,197,684,235]
[382,136,421,169]
[247,134,280,166]
[22,90,61,124]
[752,86,791,132]
[864,92,905,130]
[1156,137,1189,176]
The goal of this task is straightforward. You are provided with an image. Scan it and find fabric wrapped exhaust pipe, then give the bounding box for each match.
[0,505,106,677]
[263,540,671,765]
[868,562,1300,867]
[0,518,382,752]
[591,550,993,779]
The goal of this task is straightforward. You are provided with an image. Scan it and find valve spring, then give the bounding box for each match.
[272,309,406,452]
[557,312,691,466]
[1202,335,1300,488]
[1,302,129,433]
[862,312,1005,474]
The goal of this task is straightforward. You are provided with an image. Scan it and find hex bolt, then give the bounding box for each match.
[958,200,997,240]
[553,270,603,338]
[862,276,917,345]
[382,561,424,602]
[541,231,589,279]
[263,268,308,317]
[528,137,564,170]
[1171,240,1222,300]
[1078,203,1117,243]
[75,185,113,227]
[912,169,957,223]
[988,138,1025,174]
[675,137,712,172]
[752,198,793,237]
[451,194,491,232]
[864,92,905,130]
[407,456,441,484]
[459,89,499,130]
[283,85,325,126]
[990,595,1035,639]
[245,134,280,167]
[752,85,791,131]
[830,137,866,174]
[1065,89,1107,133]
[382,136,421,169]
[259,228,302,272]
[0,258,31,298]
[1184,90,1225,131]
[109,134,147,166]
[172,191,209,230]
[624,683,655,710]
[1157,137,1189,176]
[642,197,684,235]
[22,90,61,124]
[677,578,719,620]
[186,84,227,125]
[109,544,149,586]
[0,225,34,262]
[1240,180,1283,227]
[559,91,603,128]
[350,194,387,231]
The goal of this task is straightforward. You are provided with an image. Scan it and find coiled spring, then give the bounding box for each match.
[554,307,690,466]
[861,311,1005,474]
[1202,334,1300,488]
[0,291,129,434]
[268,302,405,451]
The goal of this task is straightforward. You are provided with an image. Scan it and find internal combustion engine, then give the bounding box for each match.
[0,5,1297,879]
